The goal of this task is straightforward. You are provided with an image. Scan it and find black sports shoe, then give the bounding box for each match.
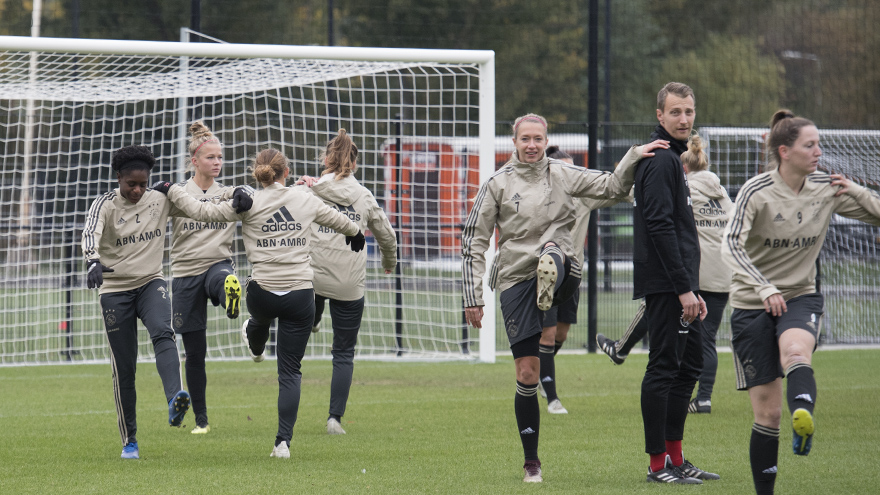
[688,398,711,414]
[679,459,720,480]
[647,456,702,484]
[596,333,627,365]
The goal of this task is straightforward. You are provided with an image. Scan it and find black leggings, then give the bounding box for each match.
[182,330,208,427]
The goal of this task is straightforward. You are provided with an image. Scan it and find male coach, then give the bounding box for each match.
[633,82,717,484]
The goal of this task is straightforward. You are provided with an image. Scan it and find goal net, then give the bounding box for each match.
[0,36,497,366]
[702,127,880,344]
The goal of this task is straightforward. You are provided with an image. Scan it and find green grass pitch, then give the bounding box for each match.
[1,349,878,494]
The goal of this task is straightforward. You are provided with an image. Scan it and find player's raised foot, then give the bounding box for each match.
[647,455,703,484]
[224,274,241,319]
[596,333,627,365]
[191,424,211,435]
[792,408,814,456]
[168,390,190,427]
[547,399,568,414]
[536,254,558,311]
[688,399,711,414]
[538,381,547,398]
[241,320,264,363]
[678,459,720,480]
[523,460,542,483]
[312,323,320,333]
[120,441,139,459]
[327,418,346,435]
[270,441,290,458]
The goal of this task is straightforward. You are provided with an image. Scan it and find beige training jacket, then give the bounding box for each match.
[170,178,237,278]
[687,170,734,293]
[302,174,397,301]
[461,145,642,307]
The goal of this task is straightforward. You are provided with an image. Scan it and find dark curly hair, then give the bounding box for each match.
[111,145,156,174]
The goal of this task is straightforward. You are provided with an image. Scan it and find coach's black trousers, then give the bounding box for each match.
[641,292,703,455]
[244,281,314,446]
[100,279,182,445]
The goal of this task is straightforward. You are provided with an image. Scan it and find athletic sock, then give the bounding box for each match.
[538,344,558,402]
[785,363,816,415]
[750,423,779,495]
[328,414,341,422]
[515,381,540,461]
[665,440,683,466]
[649,452,668,472]
[553,340,564,356]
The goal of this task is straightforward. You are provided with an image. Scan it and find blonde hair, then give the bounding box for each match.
[187,120,220,173]
[251,148,289,186]
[766,109,815,172]
[511,113,548,138]
[320,129,358,180]
[681,133,709,172]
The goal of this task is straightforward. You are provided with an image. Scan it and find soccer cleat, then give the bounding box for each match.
[537,382,547,398]
[224,274,241,319]
[270,441,290,458]
[547,399,568,414]
[596,333,627,365]
[678,459,720,480]
[688,399,712,414]
[647,455,703,484]
[120,441,139,459]
[168,390,191,427]
[536,254,558,311]
[523,460,542,483]
[191,424,211,435]
[241,320,264,363]
[327,418,346,435]
[792,408,815,456]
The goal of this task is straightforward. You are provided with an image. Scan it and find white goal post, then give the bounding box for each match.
[0,35,497,365]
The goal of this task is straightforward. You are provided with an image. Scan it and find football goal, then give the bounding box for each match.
[0,35,497,365]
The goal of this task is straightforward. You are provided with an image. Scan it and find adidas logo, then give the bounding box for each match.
[541,376,553,383]
[334,203,361,221]
[511,192,522,202]
[117,217,127,225]
[773,213,785,222]
[794,393,814,404]
[262,206,302,232]
[520,427,535,435]
[762,466,778,474]
[707,198,723,209]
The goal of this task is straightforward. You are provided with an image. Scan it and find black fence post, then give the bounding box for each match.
[394,114,405,356]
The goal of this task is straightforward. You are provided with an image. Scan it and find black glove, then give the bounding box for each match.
[86,260,114,289]
[151,181,171,195]
[346,231,366,252]
[232,186,254,213]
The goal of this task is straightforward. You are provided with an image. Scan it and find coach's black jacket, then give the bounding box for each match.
[632,125,700,299]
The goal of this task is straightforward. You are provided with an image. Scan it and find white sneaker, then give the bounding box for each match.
[241,320,264,363]
[312,323,320,333]
[547,399,568,414]
[523,460,542,482]
[327,418,346,435]
[270,441,290,458]
[538,382,547,398]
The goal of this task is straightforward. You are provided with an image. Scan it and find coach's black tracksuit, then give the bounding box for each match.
[633,125,702,456]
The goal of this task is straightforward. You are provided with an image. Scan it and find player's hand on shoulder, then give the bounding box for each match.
[639,139,670,157]
[232,185,255,213]
[346,231,366,252]
[829,174,853,197]
[86,259,114,289]
[151,181,172,195]
[296,175,318,187]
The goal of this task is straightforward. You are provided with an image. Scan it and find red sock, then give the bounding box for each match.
[650,452,668,472]
[666,440,683,466]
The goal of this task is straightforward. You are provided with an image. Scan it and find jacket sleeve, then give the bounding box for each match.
[568,145,641,199]
[640,156,692,295]
[166,184,239,222]
[365,192,398,271]
[721,185,779,302]
[82,195,108,263]
[833,182,880,225]
[461,179,498,307]
[311,195,360,237]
